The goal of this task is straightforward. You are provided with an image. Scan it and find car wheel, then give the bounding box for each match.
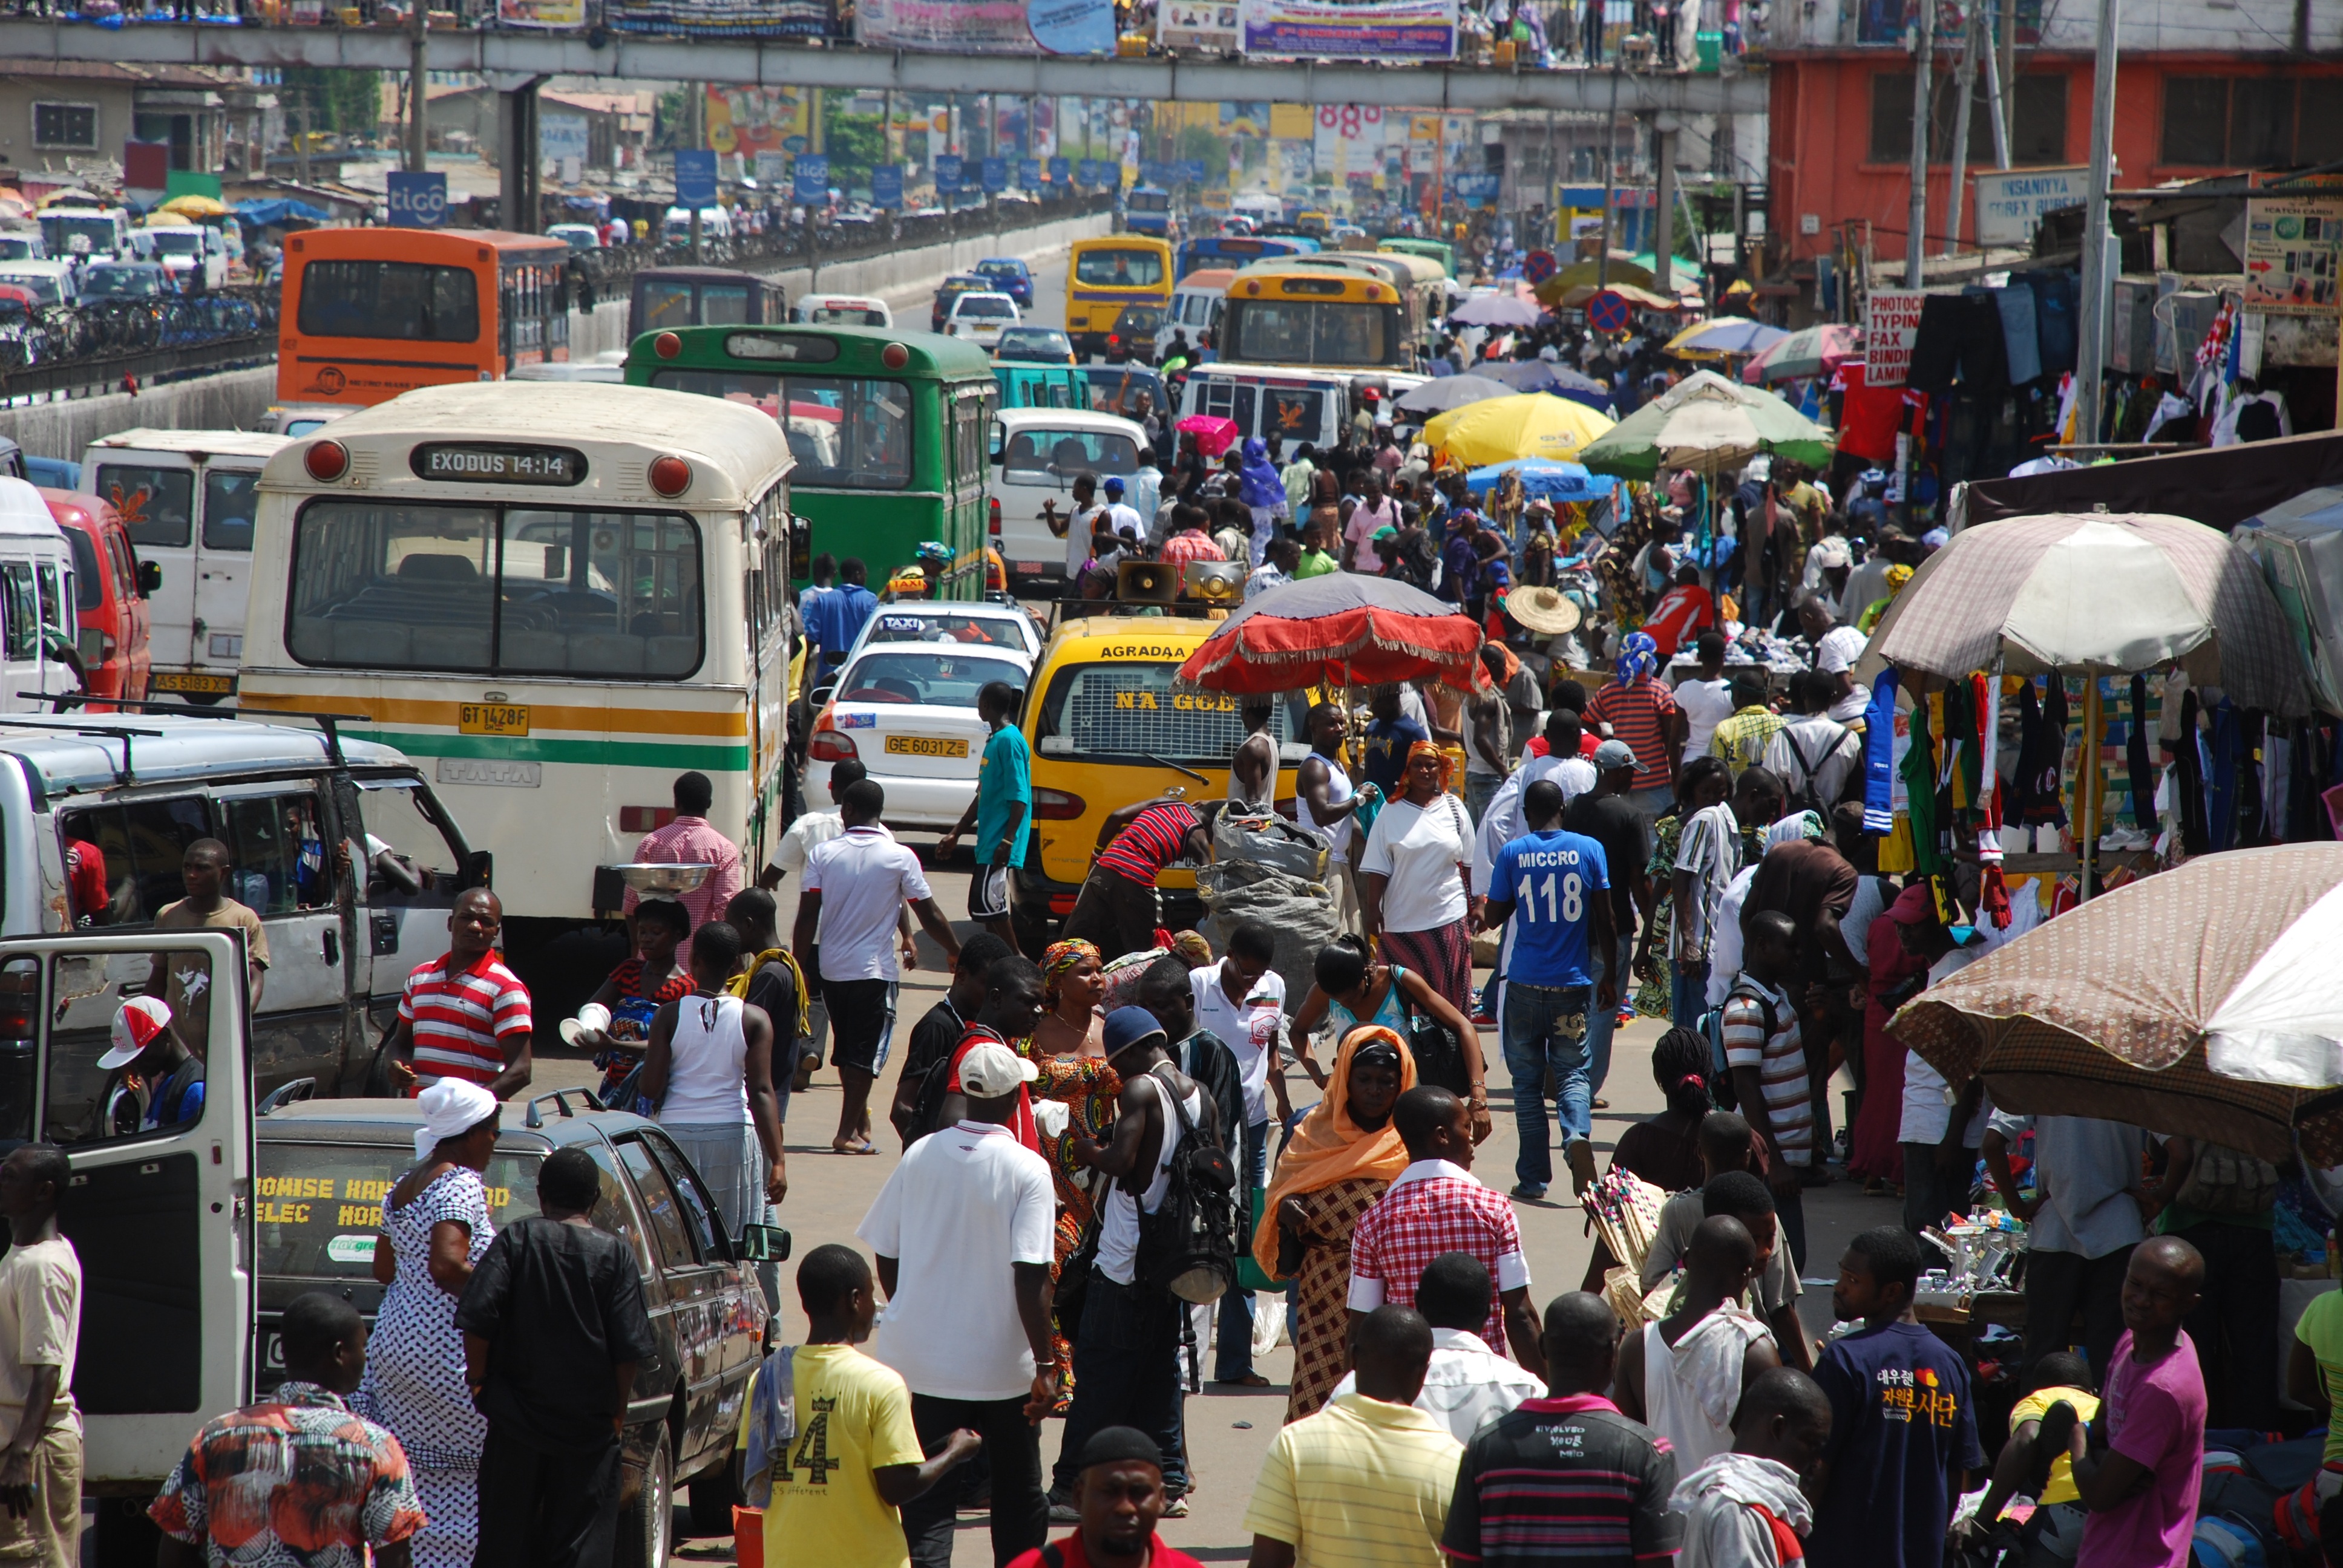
[618,1426,674,1568]
[686,1452,742,1538]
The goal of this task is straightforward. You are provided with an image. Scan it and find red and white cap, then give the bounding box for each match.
[102,996,172,1070]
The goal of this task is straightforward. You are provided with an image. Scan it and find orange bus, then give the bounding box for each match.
[275,227,574,407]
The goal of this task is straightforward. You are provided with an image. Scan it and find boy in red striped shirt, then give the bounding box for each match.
[385,887,535,1098]
[1063,799,1208,962]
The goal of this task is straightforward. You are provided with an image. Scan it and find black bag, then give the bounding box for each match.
[1053,1215,1101,1342]
[1778,720,1848,818]
[1397,971,1473,1096]
[1134,1065,1240,1305]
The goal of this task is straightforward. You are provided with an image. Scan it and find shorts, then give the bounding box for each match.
[970,863,1011,921]
[824,978,899,1074]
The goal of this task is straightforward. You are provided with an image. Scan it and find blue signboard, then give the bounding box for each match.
[1049,156,1070,185]
[674,149,718,209]
[793,154,830,202]
[386,170,447,229]
[871,166,904,209]
[1178,158,1207,183]
[980,157,1008,194]
[1018,158,1041,191]
[1077,159,1102,186]
[936,154,964,191]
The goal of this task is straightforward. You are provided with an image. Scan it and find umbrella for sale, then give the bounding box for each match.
[1742,322,1861,384]
[1174,414,1239,458]
[1462,458,1617,506]
[1576,370,1833,482]
[1422,393,1615,468]
[1890,844,2343,1163]
[1175,573,1489,695]
[1664,318,1789,361]
[1447,293,1546,329]
[1482,359,1617,414]
[1394,374,1514,416]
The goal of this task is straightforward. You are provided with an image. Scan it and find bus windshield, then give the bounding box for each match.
[1075,249,1165,289]
[648,370,911,489]
[297,260,480,342]
[1229,301,1395,367]
[1037,662,1297,765]
[286,500,703,678]
[1000,427,1141,479]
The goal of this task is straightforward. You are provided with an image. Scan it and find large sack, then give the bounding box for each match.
[1211,808,1331,883]
[1198,859,1340,1006]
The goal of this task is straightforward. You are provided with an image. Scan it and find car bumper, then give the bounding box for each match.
[806,759,977,830]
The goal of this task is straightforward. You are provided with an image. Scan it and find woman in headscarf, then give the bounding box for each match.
[1359,740,1483,1067]
[359,1080,501,1568]
[1019,939,1121,1408]
[1254,1026,1415,1420]
[1237,436,1287,568]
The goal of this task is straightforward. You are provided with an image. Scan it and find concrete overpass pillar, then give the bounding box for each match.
[490,73,547,232]
[1651,114,1680,293]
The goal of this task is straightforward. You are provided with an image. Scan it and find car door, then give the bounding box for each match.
[612,1131,752,1479]
[213,781,362,1096]
[191,460,262,686]
[0,554,43,716]
[344,778,474,1048]
[0,928,253,1491]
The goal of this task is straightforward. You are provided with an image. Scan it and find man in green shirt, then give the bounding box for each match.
[1295,509,1340,580]
[937,680,1031,945]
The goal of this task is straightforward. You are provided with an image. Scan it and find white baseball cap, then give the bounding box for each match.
[957,1039,1039,1099]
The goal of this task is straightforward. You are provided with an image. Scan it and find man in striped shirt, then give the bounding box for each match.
[385,888,534,1098]
[1723,911,1812,1272]
[1062,799,1208,962]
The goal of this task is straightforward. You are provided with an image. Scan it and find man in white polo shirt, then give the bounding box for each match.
[791,779,961,1156]
[859,1036,1056,1568]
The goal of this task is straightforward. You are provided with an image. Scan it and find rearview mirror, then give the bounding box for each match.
[738,1223,791,1263]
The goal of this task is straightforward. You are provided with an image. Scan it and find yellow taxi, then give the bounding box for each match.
[1013,604,1309,947]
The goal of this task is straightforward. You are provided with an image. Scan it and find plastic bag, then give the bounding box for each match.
[1211,808,1331,883]
[1198,860,1340,1007]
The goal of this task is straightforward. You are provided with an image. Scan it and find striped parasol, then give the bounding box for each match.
[1174,573,1489,694]
[1891,844,2343,1163]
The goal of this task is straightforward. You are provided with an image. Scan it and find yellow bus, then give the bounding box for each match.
[1065,236,1173,361]
[1218,263,1414,373]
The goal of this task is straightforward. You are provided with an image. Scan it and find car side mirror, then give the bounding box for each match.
[76,629,103,667]
[459,849,493,891]
[137,560,161,598]
[738,1223,791,1263]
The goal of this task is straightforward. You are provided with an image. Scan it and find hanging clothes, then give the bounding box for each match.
[2025,270,2079,376]
[2174,687,2209,857]
[2011,679,2067,829]
[2207,699,2243,854]
[1906,294,1965,396]
[1903,697,1944,877]
[1958,290,2010,394]
[2127,675,2155,832]
[1863,668,1901,835]
[1996,286,2043,387]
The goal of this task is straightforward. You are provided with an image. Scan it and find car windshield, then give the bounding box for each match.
[255,1141,545,1279]
[805,305,886,326]
[1000,427,1141,479]
[81,268,160,298]
[863,610,1030,653]
[1038,661,1300,764]
[835,648,1025,707]
[1075,249,1166,287]
[1001,330,1067,353]
[649,370,911,489]
[151,232,202,256]
[978,263,1023,279]
[958,297,1014,319]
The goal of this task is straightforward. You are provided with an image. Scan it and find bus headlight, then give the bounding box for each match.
[648,456,692,497]
[304,440,349,482]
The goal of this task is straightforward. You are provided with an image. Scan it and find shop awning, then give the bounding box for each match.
[1957,431,2343,534]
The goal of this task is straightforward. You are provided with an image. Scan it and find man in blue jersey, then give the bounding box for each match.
[1484,779,1615,1201]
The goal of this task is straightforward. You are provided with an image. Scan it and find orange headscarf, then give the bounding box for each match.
[1250,1025,1418,1283]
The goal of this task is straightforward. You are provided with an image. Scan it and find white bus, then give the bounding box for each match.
[236,382,798,991]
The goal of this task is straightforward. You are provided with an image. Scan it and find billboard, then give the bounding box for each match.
[1240,0,1455,59]
[793,154,830,201]
[936,154,965,191]
[2243,192,2343,316]
[674,149,718,209]
[704,86,809,157]
[1973,166,2085,247]
[540,113,590,165]
[1866,289,1927,387]
[859,0,1112,51]
[387,171,448,229]
[872,166,904,208]
[499,0,583,25]
[1159,0,1239,48]
[611,0,828,34]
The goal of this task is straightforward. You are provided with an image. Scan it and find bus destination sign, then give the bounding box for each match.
[411,443,588,486]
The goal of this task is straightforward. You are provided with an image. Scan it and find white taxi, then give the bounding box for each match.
[806,637,1036,829]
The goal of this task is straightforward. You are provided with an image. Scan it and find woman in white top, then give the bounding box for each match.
[643,920,787,1295]
[1359,738,1476,1026]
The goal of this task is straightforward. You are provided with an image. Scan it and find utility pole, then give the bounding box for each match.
[1982,4,2012,171]
[1944,5,1978,258]
[689,83,703,263]
[1596,69,1619,285]
[2074,0,2122,445]
[1651,114,1679,292]
[1998,0,2017,155]
[406,0,428,174]
[1905,0,1935,284]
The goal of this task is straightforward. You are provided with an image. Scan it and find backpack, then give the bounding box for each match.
[1778,720,1847,818]
[1134,1063,1240,1304]
[1715,978,1786,1107]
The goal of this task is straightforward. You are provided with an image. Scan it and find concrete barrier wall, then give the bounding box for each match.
[4,207,1115,461]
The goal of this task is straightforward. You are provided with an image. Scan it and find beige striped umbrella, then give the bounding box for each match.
[1854,511,2313,717]
[1890,844,2343,1163]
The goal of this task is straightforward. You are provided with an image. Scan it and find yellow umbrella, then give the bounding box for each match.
[1533,253,1654,307]
[143,209,194,227]
[1422,393,1616,467]
[158,194,228,218]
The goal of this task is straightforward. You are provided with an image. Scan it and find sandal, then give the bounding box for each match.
[1211,1373,1272,1388]
[831,1137,877,1155]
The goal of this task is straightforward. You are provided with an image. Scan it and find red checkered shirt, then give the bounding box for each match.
[1346,1160,1532,1357]
[1159,530,1227,567]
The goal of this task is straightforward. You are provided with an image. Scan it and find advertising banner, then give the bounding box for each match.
[1268,103,1314,140]
[859,0,1111,50]
[981,156,1008,193]
[1027,0,1118,53]
[1049,156,1070,184]
[540,113,589,165]
[1865,289,1927,387]
[1241,0,1455,59]
[704,87,808,158]
[387,171,448,229]
[674,150,718,209]
[2243,192,2343,316]
[612,0,827,36]
[1972,166,2085,247]
[936,154,965,191]
[1159,0,1239,48]
[793,154,830,201]
[1312,105,1384,176]
[1019,158,1041,190]
[499,0,583,25]
[872,166,905,208]
[1078,158,1103,186]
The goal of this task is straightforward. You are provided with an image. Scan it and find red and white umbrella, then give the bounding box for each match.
[1175,573,1489,695]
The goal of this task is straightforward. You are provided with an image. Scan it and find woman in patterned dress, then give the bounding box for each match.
[1022,939,1121,1408]
[1252,1025,1416,1422]
[359,1080,501,1568]
[1632,756,1731,1019]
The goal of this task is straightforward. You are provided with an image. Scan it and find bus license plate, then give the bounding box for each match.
[460,704,531,736]
[885,735,967,759]
[152,671,235,694]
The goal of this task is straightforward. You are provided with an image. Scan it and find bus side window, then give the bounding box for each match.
[1,562,39,660]
[59,799,213,929]
[35,561,67,635]
[219,794,334,916]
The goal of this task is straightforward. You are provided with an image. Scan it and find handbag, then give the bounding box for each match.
[1053,1215,1101,1342]
[1236,1185,1274,1292]
[1398,976,1472,1096]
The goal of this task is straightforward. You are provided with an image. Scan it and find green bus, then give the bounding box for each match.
[1378,237,1455,279]
[622,324,998,598]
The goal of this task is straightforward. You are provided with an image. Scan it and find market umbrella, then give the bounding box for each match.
[1856,511,2312,716]
[1447,293,1545,329]
[1422,393,1615,468]
[157,194,229,218]
[142,209,194,228]
[1463,458,1617,506]
[1532,253,1657,307]
[1890,844,2343,1163]
[1483,359,1617,414]
[1394,374,1514,416]
[1175,573,1489,694]
[1663,318,1789,361]
[1576,369,1833,482]
[1742,322,1861,384]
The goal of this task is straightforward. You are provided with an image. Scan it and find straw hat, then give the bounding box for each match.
[1506,585,1582,635]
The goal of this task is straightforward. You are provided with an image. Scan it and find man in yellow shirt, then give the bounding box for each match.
[1242,1305,1463,1568]
[739,1245,980,1568]
[1950,1351,2098,1560]
[1706,674,1787,780]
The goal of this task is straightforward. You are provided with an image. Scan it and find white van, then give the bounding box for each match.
[35,204,129,262]
[989,408,1151,587]
[795,292,893,328]
[145,223,228,290]
[0,477,87,714]
[1168,269,1232,342]
[81,431,291,704]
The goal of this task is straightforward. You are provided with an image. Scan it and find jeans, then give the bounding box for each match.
[2022,1244,2137,1383]
[1501,981,1594,1189]
[1215,1120,1270,1382]
[1466,771,1502,825]
[1583,935,1630,1102]
[1052,1275,1188,1497]
[2172,1219,2280,1429]
[902,1393,1046,1568]
[1671,959,1711,1031]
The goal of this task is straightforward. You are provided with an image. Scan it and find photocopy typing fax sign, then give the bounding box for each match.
[1865,289,1926,387]
[2243,192,2343,316]
[1972,166,2086,247]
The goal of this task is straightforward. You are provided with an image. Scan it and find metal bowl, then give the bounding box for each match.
[611,863,715,895]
